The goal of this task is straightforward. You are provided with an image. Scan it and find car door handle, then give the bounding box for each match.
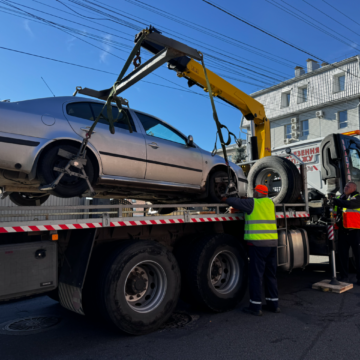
[80,127,95,133]
[148,142,159,149]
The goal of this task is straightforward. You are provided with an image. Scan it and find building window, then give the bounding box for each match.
[301,87,307,102]
[301,120,309,138]
[285,124,292,139]
[338,75,345,92]
[333,73,346,93]
[298,87,308,103]
[281,92,291,107]
[338,110,348,129]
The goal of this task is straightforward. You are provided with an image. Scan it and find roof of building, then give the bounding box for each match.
[250,55,358,98]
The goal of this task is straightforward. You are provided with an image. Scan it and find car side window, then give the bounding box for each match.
[66,102,136,132]
[135,112,186,145]
[90,103,136,132]
[66,102,93,120]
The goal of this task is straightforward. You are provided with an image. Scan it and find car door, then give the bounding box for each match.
[64,101,146,179]
[134,111,203,185]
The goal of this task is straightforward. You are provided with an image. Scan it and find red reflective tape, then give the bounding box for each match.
[160,220,166,224]
[43,225,55,231]
[169,219,175,223]
[29,226,40,231]
[214,217,220,221]
[222,217,227,221]
[191,218,197,222]
[13,226,25,232]
[150,220,157,225]
[129,221,137,226]
[0,227,8,233]
[86,223,95,228]
[110,222,115,227]
[57,224,68,230]
[228,217,234,221]
[140,221,148,225]
[119,221,126,226]
[73,224,83,229]
[199,218,205,222]
[178,219,184,223]
[207,218,213,222]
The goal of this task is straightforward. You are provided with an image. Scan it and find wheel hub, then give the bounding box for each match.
[125,267,148,300]
[124,261,167,313]
[210,251,241,295]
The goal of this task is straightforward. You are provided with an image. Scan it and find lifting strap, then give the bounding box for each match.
[86,30,149,137]
[200,54,238,195]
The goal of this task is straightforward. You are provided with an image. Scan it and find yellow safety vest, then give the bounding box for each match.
[244,198,278,246]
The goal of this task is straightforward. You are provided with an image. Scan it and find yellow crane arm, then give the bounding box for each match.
[177,58,271,158]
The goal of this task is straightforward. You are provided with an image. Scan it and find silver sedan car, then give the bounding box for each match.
[0,96,247,206]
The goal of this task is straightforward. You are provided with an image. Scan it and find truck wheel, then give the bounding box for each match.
[9,192,50,206]
[247,156,301,204]
[98,241,180,335]
[38,144,95,198]
[178,233,248,312]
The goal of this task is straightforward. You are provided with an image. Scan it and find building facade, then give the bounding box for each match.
[241,56,360,193]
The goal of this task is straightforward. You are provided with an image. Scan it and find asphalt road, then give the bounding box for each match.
[1,257,360,360]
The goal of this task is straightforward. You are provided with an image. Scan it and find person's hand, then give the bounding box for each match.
[221,197,228,203]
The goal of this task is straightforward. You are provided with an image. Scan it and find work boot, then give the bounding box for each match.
[242,307,262,316]
[262,305,281,313]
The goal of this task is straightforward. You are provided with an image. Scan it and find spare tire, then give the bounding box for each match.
[247,156,302,204]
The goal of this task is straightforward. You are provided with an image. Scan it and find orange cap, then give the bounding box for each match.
[254,184,268,195]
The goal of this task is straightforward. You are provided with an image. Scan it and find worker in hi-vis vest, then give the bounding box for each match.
[222,184,279,316]
[333,181,360,285]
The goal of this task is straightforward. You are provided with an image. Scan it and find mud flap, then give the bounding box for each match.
[58,228,97,315]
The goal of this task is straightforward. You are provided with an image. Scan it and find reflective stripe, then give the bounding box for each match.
[244,230,278,234]
[343,209,360,213]
[245,220,277,224]
[250,299,262,304]
[265,298,279,301]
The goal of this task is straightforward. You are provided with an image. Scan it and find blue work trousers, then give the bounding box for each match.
[248,246,278,311]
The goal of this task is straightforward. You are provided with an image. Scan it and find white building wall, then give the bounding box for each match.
[251,57,360,121]
[271,99,360,149]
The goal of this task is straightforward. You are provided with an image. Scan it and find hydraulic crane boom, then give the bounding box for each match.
[77,27,271,159]
[139,28,271,159]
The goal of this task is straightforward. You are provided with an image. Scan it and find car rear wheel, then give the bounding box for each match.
[208,170,235,203]
[38,144,95,198]
[9,192,50,206]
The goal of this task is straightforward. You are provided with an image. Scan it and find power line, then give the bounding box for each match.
[302,0,360,38]
[266,0,360,50]
[202,0,360,81]
[321,0,360,28]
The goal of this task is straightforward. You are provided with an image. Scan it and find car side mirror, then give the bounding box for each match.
[187,135,194,147]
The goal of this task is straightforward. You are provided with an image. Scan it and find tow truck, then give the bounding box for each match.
[0,27,358,335]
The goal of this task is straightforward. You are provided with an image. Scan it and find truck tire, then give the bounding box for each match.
[9,192,50,206]
[177,233,248,312]
[38,144,95,198]
[98,241,181,335]
[247,156,301,204]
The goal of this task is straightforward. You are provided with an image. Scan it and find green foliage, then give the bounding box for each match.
[233,146,247,164]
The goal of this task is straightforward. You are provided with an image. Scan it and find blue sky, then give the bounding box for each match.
[1,0,360,151]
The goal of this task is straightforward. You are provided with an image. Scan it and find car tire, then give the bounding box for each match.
[177,233,248,312]
[247,156,301,204]
[38,144,95,198]
[97,241,181,335]
[9,192,50,206]
[208,170,234,203]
